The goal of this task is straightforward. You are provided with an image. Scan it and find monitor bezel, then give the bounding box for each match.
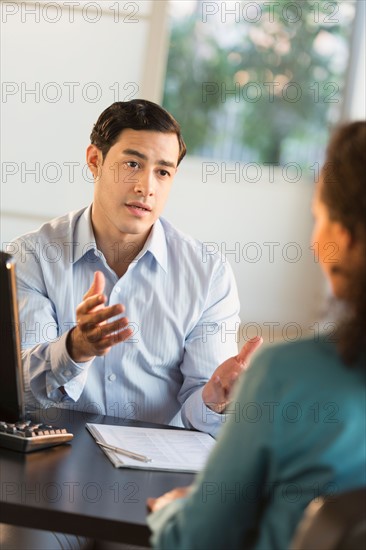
[0,251,25,422]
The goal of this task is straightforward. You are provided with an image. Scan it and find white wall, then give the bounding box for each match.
[164,158,325,337]
[0,1,165,233]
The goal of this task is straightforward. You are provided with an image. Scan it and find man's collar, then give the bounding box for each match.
[134,218,168,273]
[73,205,96,264]
[73,205,168,273]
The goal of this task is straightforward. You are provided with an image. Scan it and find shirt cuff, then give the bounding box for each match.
[47,331,94,399]
[182,387,227,438]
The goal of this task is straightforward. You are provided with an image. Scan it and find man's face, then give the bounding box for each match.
[88,129,180,243]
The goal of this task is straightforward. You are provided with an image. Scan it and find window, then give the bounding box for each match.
[163,0,356,168]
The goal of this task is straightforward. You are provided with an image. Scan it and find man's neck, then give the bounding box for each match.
[92,223,151,279]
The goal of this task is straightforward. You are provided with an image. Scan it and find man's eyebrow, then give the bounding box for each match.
[158,159,176,169]
[122,149,147,160]
[122,149,176,169]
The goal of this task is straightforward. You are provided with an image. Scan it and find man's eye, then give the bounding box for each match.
[159,170,170,177]
[126,161,139,169]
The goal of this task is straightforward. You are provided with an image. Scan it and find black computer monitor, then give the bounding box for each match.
[0,251,25,422]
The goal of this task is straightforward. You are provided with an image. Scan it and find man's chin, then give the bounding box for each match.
[117,221,154,236]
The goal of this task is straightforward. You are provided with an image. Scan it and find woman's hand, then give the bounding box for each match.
[147,486,193,513]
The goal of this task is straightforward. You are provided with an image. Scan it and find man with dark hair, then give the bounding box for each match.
[90,99,187,164]
[12,100,261,435]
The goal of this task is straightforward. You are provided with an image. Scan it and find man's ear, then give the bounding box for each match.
[86,144,102,180]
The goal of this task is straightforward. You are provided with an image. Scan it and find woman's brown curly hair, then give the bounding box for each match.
[320,121,366,365]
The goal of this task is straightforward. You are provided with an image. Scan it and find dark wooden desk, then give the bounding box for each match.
[0,408,195,546]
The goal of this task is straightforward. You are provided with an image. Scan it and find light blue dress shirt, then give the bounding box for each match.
[10,206,240,434]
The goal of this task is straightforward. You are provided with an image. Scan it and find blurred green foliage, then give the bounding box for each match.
[163,0,355,165]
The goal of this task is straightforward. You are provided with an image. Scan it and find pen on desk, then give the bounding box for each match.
[95,440,152,463]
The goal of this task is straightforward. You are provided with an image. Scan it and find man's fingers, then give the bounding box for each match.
[237,336,263,366]
[230,371,239,382]
[93,325,134,352]
[77,293,106,315]
[90,271,105,296]
[78,302,124,325]
[211,374,231,398]
[83,271,105,300]
[91,304,125,325]
[85,315,130,342]
[204,341,261,413]
[98,330,133,351]
[203,375,230,413]
[83,324,134,355]
[215,371,238,391]
[98,316,131,339]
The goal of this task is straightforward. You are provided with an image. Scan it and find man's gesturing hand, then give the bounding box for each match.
[67,271,133,363]
[202,336,263,413]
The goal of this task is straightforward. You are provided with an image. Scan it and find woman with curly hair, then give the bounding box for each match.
[147,121,366,550]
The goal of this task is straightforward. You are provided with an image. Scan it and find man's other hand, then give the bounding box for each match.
[202,336,263,413]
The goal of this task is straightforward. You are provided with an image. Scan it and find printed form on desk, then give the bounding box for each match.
[86,423,215,472]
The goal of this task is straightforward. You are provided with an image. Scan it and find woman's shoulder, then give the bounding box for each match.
[248,336,363,384]
[253,335,332,362]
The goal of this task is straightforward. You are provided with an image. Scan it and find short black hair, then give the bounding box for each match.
[90,99,186,165]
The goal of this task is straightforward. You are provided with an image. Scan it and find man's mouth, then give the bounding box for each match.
[132,205,148,211]
[125,202,152,216]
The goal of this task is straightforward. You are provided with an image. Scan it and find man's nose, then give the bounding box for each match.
[134,171,155,196]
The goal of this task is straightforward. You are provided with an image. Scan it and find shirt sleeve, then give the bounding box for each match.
[148,351,277,549]
[13,238,93,408]
[178,259,241,436]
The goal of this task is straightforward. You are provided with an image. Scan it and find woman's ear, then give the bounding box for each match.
[332,221,361,271]
[86,144,102,180]
[334,222,353,252]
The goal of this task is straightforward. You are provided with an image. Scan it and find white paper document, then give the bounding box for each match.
[86,423,215,472]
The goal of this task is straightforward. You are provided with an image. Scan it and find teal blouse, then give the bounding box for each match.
[148,338,366,549]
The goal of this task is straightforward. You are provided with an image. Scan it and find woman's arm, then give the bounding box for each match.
[147,350,277,549]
